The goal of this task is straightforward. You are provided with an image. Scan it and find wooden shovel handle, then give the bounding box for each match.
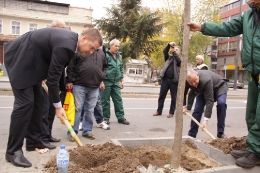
[185,112,216,140]
[42,81,83,146]
[62,117,83,146]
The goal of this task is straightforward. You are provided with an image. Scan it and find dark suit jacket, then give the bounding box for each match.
[4,28,78,103]
[189,70,228,118]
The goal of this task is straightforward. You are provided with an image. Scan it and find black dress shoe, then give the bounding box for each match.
[42,142,56,150]
[217,132,227,138]
[6,150,32,167]
[26,142,56,151]
[49,136,61,142]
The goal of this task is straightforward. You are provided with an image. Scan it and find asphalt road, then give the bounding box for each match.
[0,96,247,150]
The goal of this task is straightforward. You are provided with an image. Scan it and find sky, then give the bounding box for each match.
[47,0,166,20]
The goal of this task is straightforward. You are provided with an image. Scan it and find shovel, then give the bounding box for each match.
[61,117,83,146]
[184,112,216,140]
[42,81,83,146]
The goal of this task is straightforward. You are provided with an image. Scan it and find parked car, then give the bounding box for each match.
[228,80,244,89]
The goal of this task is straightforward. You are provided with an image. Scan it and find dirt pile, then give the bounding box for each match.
[44,139,221,173]
[205,136,247,154]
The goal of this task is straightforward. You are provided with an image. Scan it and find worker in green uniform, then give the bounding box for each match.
[188,0,260,168]
[101,39,130,126]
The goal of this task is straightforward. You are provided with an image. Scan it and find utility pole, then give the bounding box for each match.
[233,0,242,90]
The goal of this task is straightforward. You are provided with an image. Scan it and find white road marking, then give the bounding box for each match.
[0,107,246,109]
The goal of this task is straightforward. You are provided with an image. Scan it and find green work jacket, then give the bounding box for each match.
[202,3,260,75]
[104,49,124,85]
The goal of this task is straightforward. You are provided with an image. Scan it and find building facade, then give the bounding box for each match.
[210,0,249,83]
[0,0,93,67]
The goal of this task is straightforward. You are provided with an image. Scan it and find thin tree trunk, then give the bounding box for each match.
[171,0,190,169]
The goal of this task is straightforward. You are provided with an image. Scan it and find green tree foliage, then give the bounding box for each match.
[156,0,229,65]
[94,0,165,59]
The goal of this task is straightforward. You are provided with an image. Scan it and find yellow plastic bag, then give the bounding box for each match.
[61,89,75,126]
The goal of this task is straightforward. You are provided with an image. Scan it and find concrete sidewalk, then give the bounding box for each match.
[0,76,247,99]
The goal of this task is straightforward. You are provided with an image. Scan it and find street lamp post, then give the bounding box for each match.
[224,65,227,79]
[234,0,242,90]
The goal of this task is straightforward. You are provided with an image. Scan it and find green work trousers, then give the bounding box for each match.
[246,72,260,157]
[101,82,125,121]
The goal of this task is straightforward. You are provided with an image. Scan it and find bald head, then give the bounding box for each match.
[51,19,66,28]
[187,69,199,88]
[83,24,94,30]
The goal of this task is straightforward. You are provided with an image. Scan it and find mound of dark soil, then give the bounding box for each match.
[205,136,247,154]
[44,139,221,173]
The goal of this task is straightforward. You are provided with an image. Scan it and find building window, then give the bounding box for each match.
[128,68,136,74]
[211,58,217,62]
[128,68,143,75]
[231,14,240,20]
[211,64,217,69]
[11,21,20,35]
[0,20,2,34]
[229,41,237,51]
[220,5,228,12]
[29,23,37,31]
[218,37,228,41]
[218,43,228,53]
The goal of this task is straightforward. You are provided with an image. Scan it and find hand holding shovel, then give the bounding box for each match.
[42,81,83,146]
[183,108,216,140]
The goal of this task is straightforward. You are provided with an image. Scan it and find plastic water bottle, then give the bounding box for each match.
[56,145,69,173]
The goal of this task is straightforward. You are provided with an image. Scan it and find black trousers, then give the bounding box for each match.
[40,90,55,143]
[157,78,178,114]
[7,82,43,154]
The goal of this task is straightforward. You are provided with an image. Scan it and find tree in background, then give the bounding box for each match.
[155,0,229,65]
[95,0,229,79]
[94,0,165,60]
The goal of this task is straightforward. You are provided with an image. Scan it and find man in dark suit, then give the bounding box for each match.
[183,70,228,139]
[40,19,67,148]
[4,28,103,168]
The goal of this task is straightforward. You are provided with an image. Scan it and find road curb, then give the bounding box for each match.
[0,90,247,100]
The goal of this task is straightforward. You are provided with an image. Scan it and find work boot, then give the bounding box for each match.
[153,112,161,116]
[231,150,251,159]
[82,133,95,140]
[118,119,130,125]
[217,132,227,138]
[236,152,260,168]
